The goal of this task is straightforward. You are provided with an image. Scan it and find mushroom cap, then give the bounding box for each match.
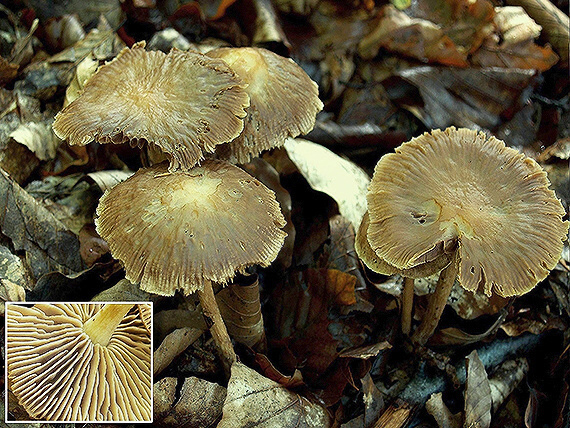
[52,42,250,171]
[367,127,569,297]
[95,161,287,296]
[206,47,323,164]
[355,212,453,278]
[6,303,151,422]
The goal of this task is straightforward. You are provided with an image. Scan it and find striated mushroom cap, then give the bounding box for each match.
[367,127,569,297]
[52,42,250,171]
[207,47,323,164]
[6,303,151,422]
[356,212,454,278]
[95,161,287,296]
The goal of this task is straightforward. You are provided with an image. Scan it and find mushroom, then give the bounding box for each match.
[356,211,454,335]
[363,127,569,344]
[6,303,151,422]
[206,47,323,164]
[52,42,250,171]
[95,161,287,371]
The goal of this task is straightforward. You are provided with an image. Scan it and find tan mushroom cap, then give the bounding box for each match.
[53,42,250,171]
[207,47,323,164]
[356,212,453,278]
[95,161,287,296]
[367,127,569,297]
[6,303,151,422]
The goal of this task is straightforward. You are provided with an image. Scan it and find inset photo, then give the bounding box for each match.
[5,302,152,423]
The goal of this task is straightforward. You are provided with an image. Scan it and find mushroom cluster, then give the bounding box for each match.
[6,303,151,422]
[53,42,322,170]
[357,127,569,344]
[52,42,321,371]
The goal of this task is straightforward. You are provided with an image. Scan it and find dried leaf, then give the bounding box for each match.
[465,350,492,428]
[154,376,226,427]
[471,39,558,71]
[306,268,357,307]
[0,245,30,290]
[92,278,152,302]
[425,393,462,428]
[79,223,109,266]
[254,353,305,388]
[359,5,470,66]
[500,316,566,336]
[48,25,124,63]
[63,56,99,107]
[9,121,60,161]
[218,362,330,428]
[217,275,266,350]
[154,327,203,376]
[397,66,538,130]
[489,358,529,413]
[320,215,367,291]
[339,341,392,359]
[494,6,542,46]
[284,138,370,230]
[505,0,570,63]
[361,373,385,427]
[86,169,134,192]
[0,57,19,85]
[0,279,26,316]
[0,168,83,280]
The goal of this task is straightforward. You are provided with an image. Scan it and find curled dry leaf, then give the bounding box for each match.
[218,362,330,428]
[216,275,266,350]
[86,169,133,192]
[63,56,99,107]
[489,358,529,413]
[505,0,570,64]
[465,350,492,428]
[9,122,60,161]
[284,138,370,230]
[79,223,109,266]
[359,5,471,66]
[425,393,462,428]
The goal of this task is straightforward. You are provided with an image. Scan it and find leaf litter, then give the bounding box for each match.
[1,0,569,426]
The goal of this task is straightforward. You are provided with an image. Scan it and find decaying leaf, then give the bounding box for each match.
[489,358,529,413]
[505,0,570,64]
[154,376,227,427]
[63,56,99,107]
[425,393,462,428]
[154,327,204,376]
[0,278,26,316]
[216,275,266,350]
[92,278,152,302]
[0,168,83,280]
[254,353,305,388]
[79,223,109,266]
[284,138,370,230]
[499,316,566,336]
[86,169,133,192]
[396,66,538,130]
[48,19,125,63]
[218,362,330,428]
[9,121,60,161]
[465,350,492,428]
[0,245,30,290]
[339,341,392,359]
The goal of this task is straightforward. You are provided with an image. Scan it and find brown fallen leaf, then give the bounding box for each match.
[396,66,538,130]
[218,362,330,428]
[505,0,570,64]
[359,5,471,66]
[465,350,492,428]
[216,274,266,350]
[489,358,529,413]
[254,353,305,389]
[0,168,83,280]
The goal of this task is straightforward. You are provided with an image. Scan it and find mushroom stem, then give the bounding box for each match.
[411,251,459,345]
[401,277,415,336]
[83,304,133,346]
[197,279,237,374]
